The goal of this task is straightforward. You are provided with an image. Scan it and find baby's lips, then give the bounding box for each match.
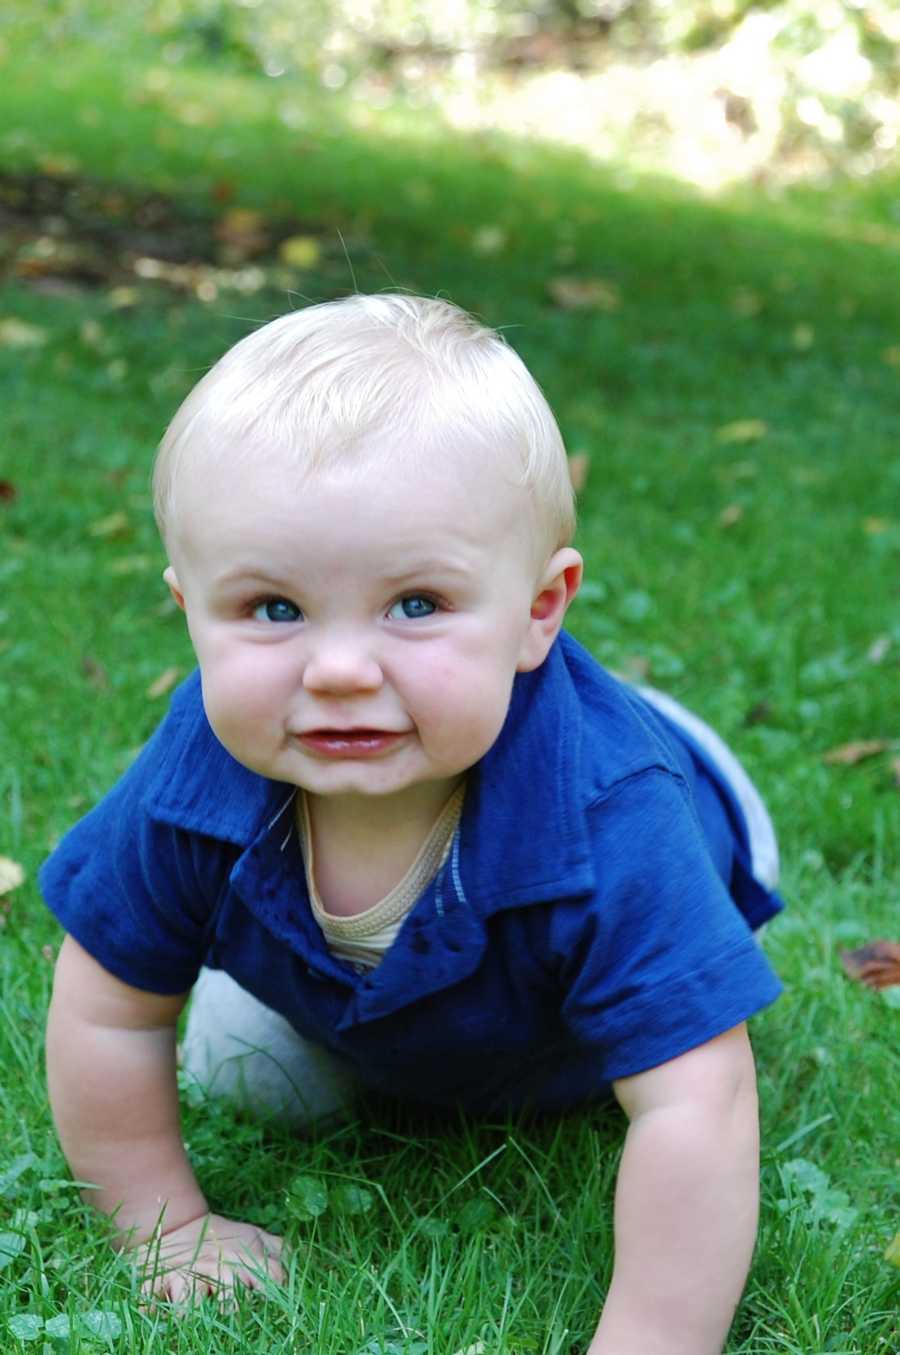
[304,727,391,736]
[296,725,410,740]
[295,728,409,757]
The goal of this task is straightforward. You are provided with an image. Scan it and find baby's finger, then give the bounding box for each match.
[223,1265,259,1293]
[213,1282,240,1313]
[251,1231,286,1269]
[250,1226,284,1259]
[226,1249,284,1289]
[139,1262,178,1307]
[233,1229,285,1282]
[263,1253,286,1285]
[240,1253,286,1288]
[165,1268,206,1307]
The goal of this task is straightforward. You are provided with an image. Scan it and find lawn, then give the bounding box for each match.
[1,25,898,1355]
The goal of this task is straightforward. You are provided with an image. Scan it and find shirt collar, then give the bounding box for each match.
[143,633,666,910]
[458,634,597,912]
[142,671,283,845]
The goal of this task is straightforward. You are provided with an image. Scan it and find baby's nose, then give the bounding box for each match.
[301,632,383,694]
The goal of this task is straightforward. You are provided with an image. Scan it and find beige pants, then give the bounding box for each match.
[181,969,359,1128]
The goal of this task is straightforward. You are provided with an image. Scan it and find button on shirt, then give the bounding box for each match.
[39,633,784,1111]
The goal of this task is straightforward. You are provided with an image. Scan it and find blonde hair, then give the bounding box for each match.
[153,293,576,557]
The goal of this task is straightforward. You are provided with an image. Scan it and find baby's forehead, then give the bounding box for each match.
[168,435,544,571]
[177,425,527,502]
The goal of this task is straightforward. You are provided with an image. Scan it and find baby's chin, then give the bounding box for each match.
[295,765,468,806]
[297,775,453,799]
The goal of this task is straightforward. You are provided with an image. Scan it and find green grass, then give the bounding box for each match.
[1,29,899,1355]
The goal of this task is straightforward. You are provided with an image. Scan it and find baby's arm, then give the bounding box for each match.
[46,936,283,1301]
[588,1023,759,1355]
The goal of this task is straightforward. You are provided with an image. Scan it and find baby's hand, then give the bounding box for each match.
[136,1213,285,1305]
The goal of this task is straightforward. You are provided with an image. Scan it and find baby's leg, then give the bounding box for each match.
[181,968,359,1129]
[635,684,780,892]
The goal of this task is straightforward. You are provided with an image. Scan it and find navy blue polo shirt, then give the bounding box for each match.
[40,633,783,1111]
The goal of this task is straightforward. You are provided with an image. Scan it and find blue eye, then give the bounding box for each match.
[388,595,437,620]
[253,598,302,624]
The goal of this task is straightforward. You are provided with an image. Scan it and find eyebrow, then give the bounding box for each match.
[211,566,295,591]
[379,560,475,585]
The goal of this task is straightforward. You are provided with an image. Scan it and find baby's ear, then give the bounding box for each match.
[163,565,186,611]
[517,548,583,672]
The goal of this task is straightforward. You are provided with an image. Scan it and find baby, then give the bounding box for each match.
[41,293,784,1354]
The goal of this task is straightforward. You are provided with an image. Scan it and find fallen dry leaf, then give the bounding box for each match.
[14,237,107,286]
[823,739,889,766]
[744,700,772,727]
[0,857,25,896]
[791,466,825,486]
[108,555,152,575]
[724,459,758,482]
[568,451,591,494]
[147,666,180,699]
[88,510,130,539]
[37,152,80,176]
[108,286,139,308]
[840,941,900,990]
[0,318,48,348]
[0,480,17,503]
[79,318,106,350]
[890,756,900,789]
[278,235,321,269]
[619,654,651,682]
[730,288,762,317]
[214,208,270,262]
[471,225,507,256]
[80,655,110,692]
[172,101,218,128]
[548,276,620,311]
[719,503,744,527]
[715,419,768,444]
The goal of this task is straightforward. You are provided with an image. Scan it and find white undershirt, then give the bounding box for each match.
[297,784,465,971]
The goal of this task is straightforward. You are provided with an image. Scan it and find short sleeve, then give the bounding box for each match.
[39,708,237,994]
[554,767,782,1083]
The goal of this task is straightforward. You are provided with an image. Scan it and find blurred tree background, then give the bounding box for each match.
[3,0,900,195]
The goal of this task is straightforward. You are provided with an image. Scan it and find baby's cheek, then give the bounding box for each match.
[212,651,282,705]
[201,689,244,749]
[427,670,512,758]
[201,670,265,743]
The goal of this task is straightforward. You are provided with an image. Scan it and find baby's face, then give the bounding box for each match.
[164,444,575,813]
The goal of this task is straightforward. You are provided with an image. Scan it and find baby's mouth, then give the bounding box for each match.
[296,729,406,759]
